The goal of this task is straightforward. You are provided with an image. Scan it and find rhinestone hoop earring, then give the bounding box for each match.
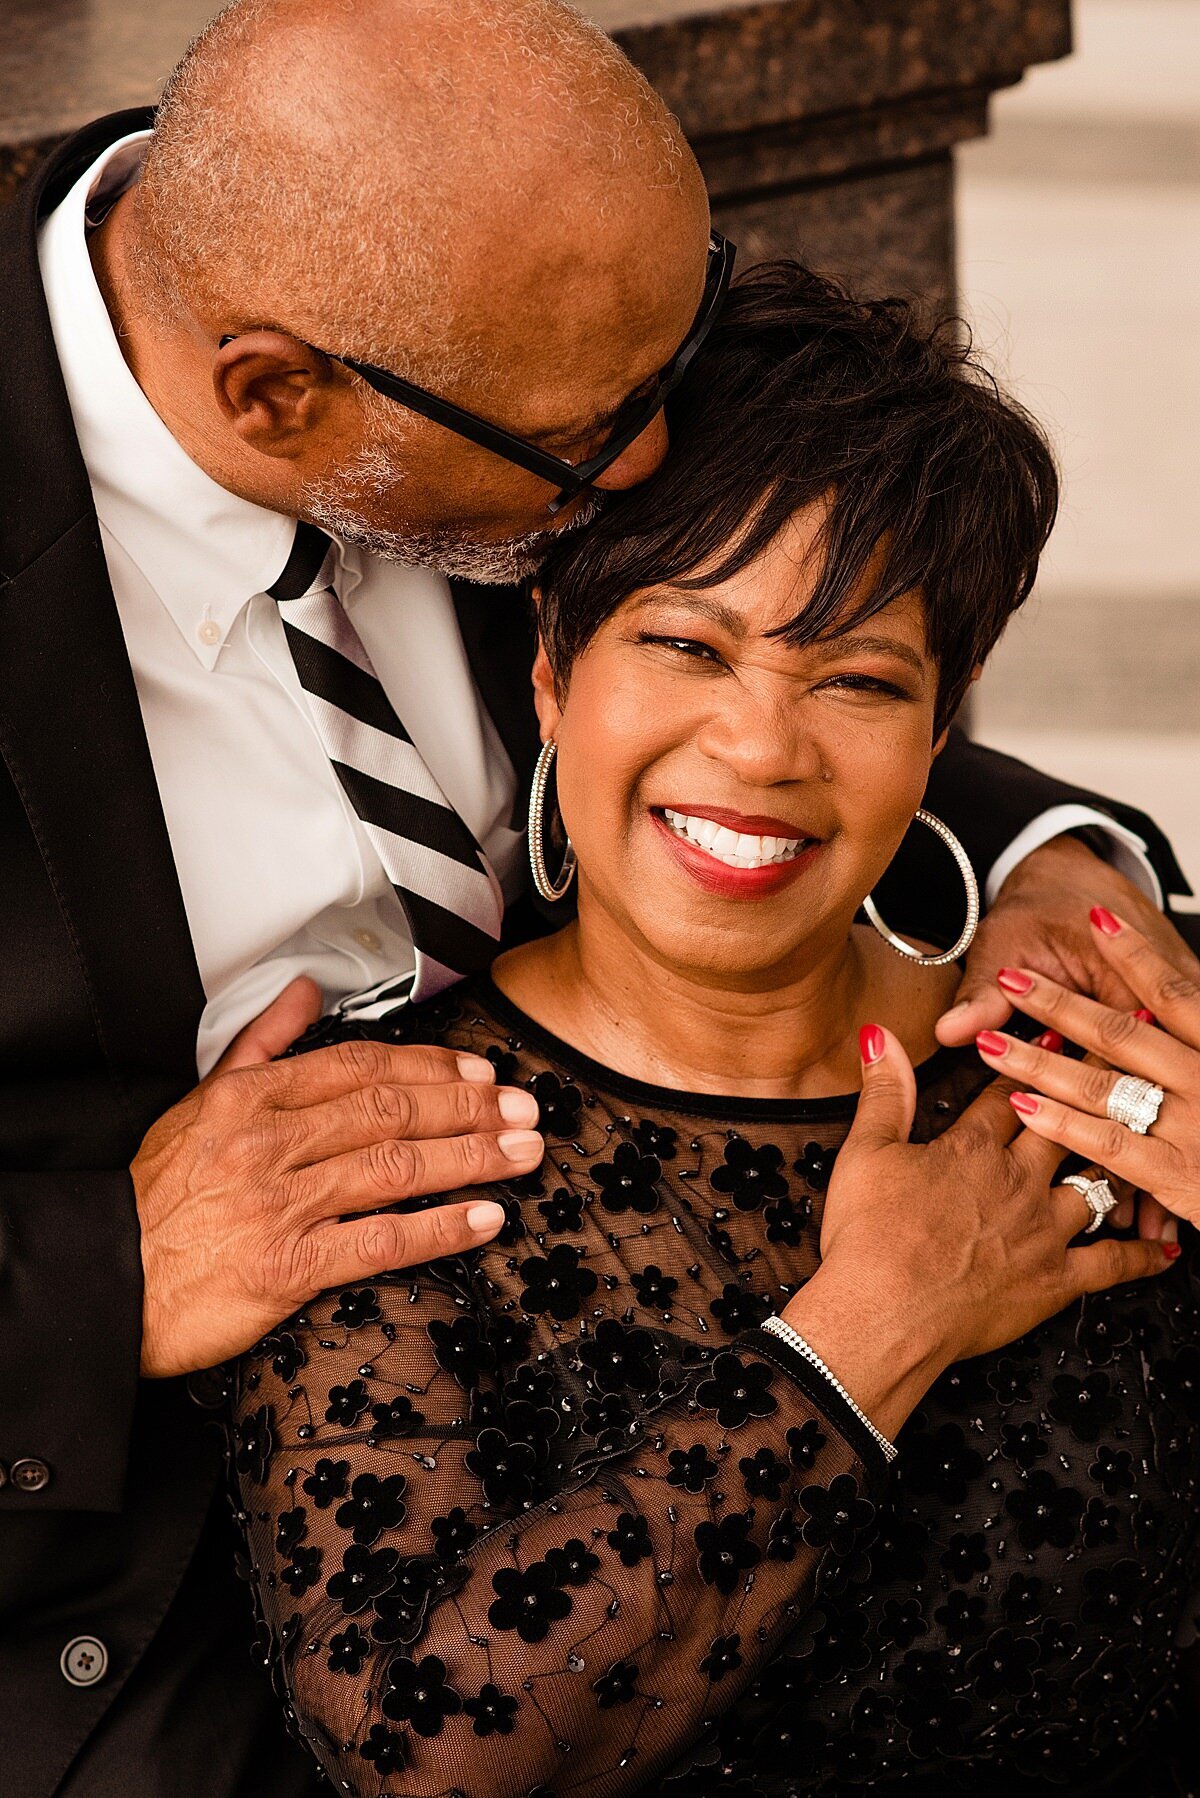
[528,740,577,903]
[864,808,980,967]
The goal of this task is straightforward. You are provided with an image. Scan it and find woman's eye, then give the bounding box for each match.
[637,633,723,665]
[821,672,908,699]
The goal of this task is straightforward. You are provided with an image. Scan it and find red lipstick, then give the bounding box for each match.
[649,809,823,900]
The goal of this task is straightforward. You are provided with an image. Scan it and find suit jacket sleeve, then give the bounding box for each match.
[0,1169,143,1512]
[875,728,1190,947]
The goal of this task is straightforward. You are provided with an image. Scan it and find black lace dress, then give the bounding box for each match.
[229,976,1200,1797]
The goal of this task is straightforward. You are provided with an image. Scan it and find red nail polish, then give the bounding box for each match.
[1037,1030,1064,1053]
[997,968,1034,996]
[1010,1092,1039,1117]
[1163,1242,1182,1261]
[976,1030,1009,1056]
[1134,1008,1156,1025]
[1090,905,1122,937]
[859,1024,885,1066]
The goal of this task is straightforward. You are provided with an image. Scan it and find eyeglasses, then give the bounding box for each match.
[223,231,735,516]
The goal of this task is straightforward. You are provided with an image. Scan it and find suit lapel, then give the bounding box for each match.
[0,113,205,1095]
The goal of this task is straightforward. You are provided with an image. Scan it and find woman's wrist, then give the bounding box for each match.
[778,1271,950,1446]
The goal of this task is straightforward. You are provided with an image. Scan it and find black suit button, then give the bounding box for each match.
[11,1457,51,1493]
[61,1636,109,1687]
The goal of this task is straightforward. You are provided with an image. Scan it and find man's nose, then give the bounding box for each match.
[591,410,670,492]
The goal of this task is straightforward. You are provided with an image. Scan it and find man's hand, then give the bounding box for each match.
[937,835,1199,1045]
[133,979,542,1378]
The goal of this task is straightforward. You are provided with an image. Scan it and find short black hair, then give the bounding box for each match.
[538,262,1058,733]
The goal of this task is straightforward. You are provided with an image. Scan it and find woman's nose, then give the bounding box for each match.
[694,691,822,788]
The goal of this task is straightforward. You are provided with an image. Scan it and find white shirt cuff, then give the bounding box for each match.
[985,804,1163,911]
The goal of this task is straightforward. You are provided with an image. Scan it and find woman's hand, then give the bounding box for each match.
[972,906,1200,1237]
[783,1020,1175,1444]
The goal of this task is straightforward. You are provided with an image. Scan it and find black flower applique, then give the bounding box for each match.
[1004,1470,1084,1550]
[593,1658,639,1708]
[371,1558,441,1645]
[275,1506,307,1555]
[464,1682,518,1737]
[739,1447,788,1500]
[1038,1614,1078,1662]
[280,1545,323,1596]
[850,1686,893,1735]
[967,1626,1040,1700]
[370,1394,424,1439]
[578,1318,660,1394]
[754,1712,829,1776]
[382,1653,462,1736]
[706,1219,738,1263]
[501,1396,560,1461]
[893,1650,972,1759]
[301,1457,349,1509]
[326,1543,399,1615]
[1074,1641,1135,1709]
[999,1420,1049,1469]
[1080,1556,1143,1625]
[335,1472,408,1546]
[700,1633,742,1682]
[491,1311,533,1364]
[633,1118,677,1160]
[1089,1444,1135,1496]
[1000,1572,1043,1626]
[538,1186,585,1233]
[592,1143,662,1215]
[262,1328,306,1382]
[428,1314,497,1384]
[1082,1495,1123,1548]
[931,1357,992,1415]
[904,1421,985,1504]
[810,1609,872,1683]
[489,1561,573,1642]
[1047,1370,1122,1442]
[767,1508,800,1562]
[795,1141,834,1191]
[694,1512,762,1593]
[1133,1497,1167,1550]
[545,1537,601,1587]
[529,1070,582,1138]
[465,1428,539,1507]
[330,1287,382,1331]
[1152,1344,1200,1422]
[869,1510,929,1582]
[709,1281,770,1336]
[696,1353,777,1428]
[631,1263,679,1311]
[667,1443,719,1493]
[235,1404,275,1485]
[494,1191,528,1247]
[518,1243,598,1320]
[786,1418,827,1470]
[327,1623,370,1675]
[799,1473,875,1555]
[987,1356,1038,1406]
[935,1589,987,1644]
[764,1194,807,1246]
[1076,1300,1132,1367]
[358,1723,406,1775]
[325,1379,370,1428]
[581,1391,635,1448]
[878,1596,928,1651]
[484,1044,519,1085]
[430,1506,477,1564]
[607,1512,653,1568]
[710,1137,789,1211]
[939,1530,991,1583]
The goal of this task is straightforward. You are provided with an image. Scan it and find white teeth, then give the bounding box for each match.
[660,809,808,870]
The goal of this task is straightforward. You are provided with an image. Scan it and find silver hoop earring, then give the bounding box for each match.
[864,808,979,967]
[528,740,577,903]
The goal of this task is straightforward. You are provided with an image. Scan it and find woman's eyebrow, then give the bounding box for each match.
[629,591,747,635]
[811,631,928,677]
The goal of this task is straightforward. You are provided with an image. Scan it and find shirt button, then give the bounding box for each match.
[11,1457,51,1493]
[61,1636,109,1687]
[196,620,222,647]
[353,928,382,953]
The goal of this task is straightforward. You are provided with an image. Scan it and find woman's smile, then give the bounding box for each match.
[649,803,825,898]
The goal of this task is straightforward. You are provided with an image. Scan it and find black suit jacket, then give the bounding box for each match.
[0,113,1186,1796]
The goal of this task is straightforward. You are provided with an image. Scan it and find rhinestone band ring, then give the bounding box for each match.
[1106,1074,1165,1136]
[761,1315,898,1464]
[1061,1172,1118,1234]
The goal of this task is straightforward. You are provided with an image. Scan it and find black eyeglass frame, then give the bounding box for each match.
[222,231,735,515]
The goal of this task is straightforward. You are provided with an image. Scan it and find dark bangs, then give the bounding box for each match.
[537,262,1059,732]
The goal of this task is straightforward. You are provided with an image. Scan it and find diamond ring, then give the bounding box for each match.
[1106,1074,1165,1136]
[1062,1173,1119,1234]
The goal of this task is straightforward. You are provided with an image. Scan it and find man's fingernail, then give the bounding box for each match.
[1090,905,1122,937]
[1010,1092,1039,1117]
[976,1030,1009,1057]
[1162,1242,1182,1261]
[943,1000,969,1017]
[498,1130,543,1162]
[457,1055,496,1083]
[1037,1030,1064,1052]
[1134,1008,1156,1025]
[997,968,1034,996]
[467,1201,506,1234]
[859,1024,886,1066]
[498,1089,540,1127]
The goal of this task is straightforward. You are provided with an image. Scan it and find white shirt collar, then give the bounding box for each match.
[37,129,302,668]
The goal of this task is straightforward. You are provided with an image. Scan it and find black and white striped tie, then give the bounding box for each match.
[269,523,504,1014]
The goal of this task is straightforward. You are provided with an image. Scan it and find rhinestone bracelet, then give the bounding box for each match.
[761,1315,898,1464]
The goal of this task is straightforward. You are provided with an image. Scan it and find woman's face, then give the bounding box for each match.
[536,506,945,987]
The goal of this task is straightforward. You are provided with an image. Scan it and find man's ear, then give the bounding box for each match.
[531,636,564,743]
[212,331,340,457]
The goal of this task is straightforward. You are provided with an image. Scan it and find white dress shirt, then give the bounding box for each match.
[38,132,1158,1076]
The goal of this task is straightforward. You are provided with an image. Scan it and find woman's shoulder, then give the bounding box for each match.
[283,973,516,1066]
